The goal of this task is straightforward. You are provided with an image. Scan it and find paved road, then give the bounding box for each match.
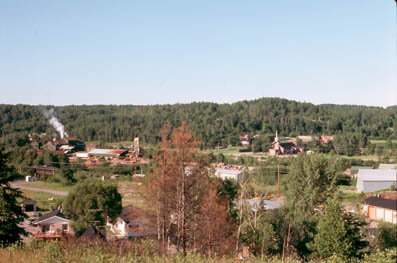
[11,181,143,203]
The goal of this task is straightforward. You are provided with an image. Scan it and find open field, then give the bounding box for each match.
[202,145,244,155]
[15,180,145,207]
[19,189,64,212]
[370,139,397,145]
[21,181,74,192]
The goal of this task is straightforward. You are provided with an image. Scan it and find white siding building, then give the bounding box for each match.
[356,169,397,193]
[214,168,243,182]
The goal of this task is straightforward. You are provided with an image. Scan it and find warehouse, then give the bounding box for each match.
[88,149,128,158]
[356,169,397,193]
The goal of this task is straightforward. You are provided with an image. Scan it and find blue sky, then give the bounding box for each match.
[0,0,396,107]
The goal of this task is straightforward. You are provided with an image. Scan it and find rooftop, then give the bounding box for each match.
[357,169,397,181]
[365,196,397,211]
[88,149,128,156]
[34,209,67,224]
[215,168,243,175]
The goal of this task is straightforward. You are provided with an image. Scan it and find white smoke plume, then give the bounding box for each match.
[42,108,65,139]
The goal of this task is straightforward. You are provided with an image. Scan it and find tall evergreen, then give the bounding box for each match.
[0,149,27,247]
[312,196,368,260]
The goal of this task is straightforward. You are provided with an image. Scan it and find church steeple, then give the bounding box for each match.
[275,130,279,142]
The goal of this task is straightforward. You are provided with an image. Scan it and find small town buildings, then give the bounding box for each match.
[214,168,243,181]
[33,209,72,240]
[44,137,85,153]
[27,166,60,176]
[362,196,397,224]
[356,169,397,193]
[107,206,152,239]
[268,131,303,156]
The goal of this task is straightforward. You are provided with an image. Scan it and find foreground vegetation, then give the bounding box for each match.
[1,241,396,263]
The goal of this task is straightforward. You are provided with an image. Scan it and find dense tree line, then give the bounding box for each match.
[1,98,396,148]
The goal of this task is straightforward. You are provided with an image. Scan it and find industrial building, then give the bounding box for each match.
[356,169,397,193]
[88,149,128,158]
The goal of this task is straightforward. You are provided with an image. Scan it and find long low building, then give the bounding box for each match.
[362,196,397,224]
[356,169,397,193]
[214,168,243,182]
[88,149,128,158]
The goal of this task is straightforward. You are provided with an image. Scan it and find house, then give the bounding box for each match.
[33,209,72,240]
[214,168,243,182]
[362,196,397,224]
[239,134,250,146]
[268,131,303,156]
[356,169,397,193]
[107,206,153,239]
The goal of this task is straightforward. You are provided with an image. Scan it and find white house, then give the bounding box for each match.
[356,169,397,193]
[214,168,243,182]
[107,206,151,238]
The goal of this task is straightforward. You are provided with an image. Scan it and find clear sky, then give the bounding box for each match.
[0,0,396,107]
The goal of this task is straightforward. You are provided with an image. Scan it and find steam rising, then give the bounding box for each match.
[42,108,65,139]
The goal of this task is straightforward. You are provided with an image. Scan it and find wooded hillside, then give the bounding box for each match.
[1,98,396,148]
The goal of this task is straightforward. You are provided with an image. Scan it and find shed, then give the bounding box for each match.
[22,198,37,212]
[356,169,397,193]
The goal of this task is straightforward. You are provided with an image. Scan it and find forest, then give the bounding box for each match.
[1,98,396,149]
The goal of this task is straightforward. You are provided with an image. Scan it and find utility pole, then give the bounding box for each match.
[277,164,280,197]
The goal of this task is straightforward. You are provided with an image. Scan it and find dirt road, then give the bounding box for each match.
[11,181,142,202]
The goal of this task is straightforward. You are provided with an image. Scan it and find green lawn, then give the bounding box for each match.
[370,139,397,145]
[202,146,245,155]
[20,189,64,212]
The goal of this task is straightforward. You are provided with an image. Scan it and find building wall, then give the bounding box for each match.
[365,205,397,224]
[362,181,397,193]
[39,223,70,233]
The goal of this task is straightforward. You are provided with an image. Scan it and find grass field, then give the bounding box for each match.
[370,139,397,145]
[20,189,64,212]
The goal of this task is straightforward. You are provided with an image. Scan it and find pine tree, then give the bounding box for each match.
[0,149,27,247]
[313,196,368,260]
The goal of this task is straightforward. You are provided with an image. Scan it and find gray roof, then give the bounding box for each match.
[357,169,397,181]
[215,168,243,175]
[246,199,282,211]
